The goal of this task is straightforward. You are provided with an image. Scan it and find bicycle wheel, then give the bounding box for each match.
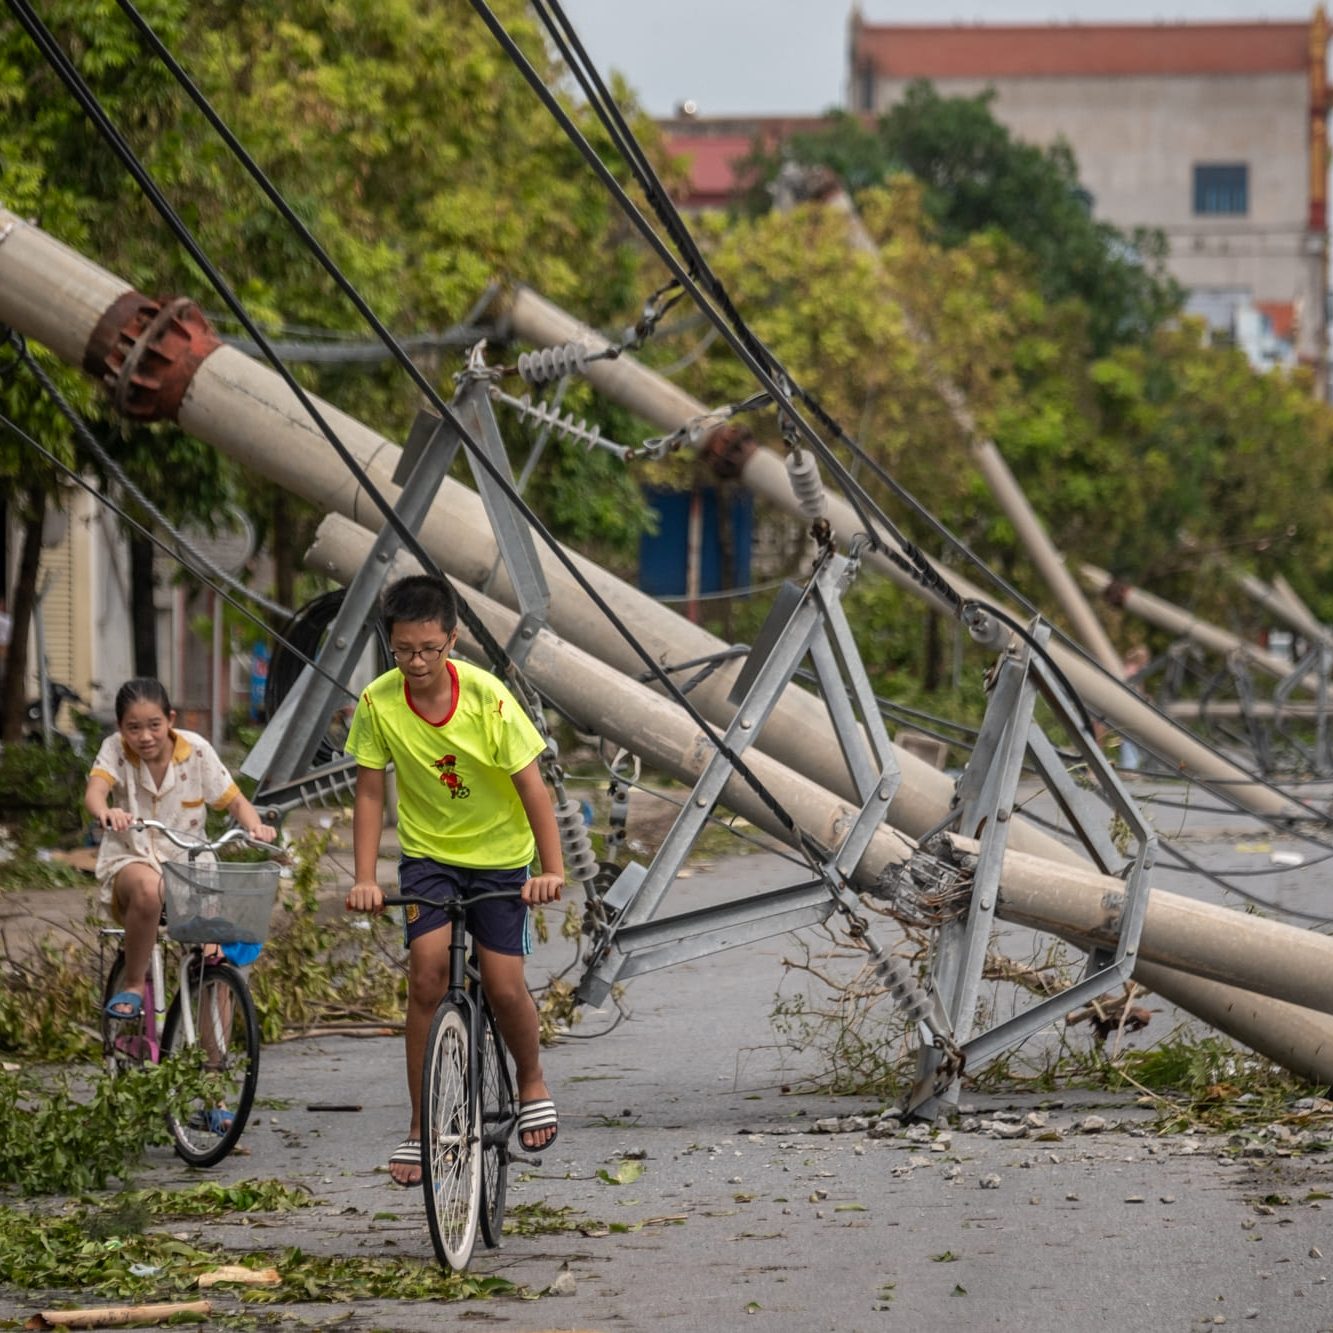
[478,997,515,1249]
[420,1001,481,1270]
[161,959,259,1167]
[101,951,153,1075]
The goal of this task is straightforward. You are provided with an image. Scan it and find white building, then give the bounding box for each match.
[849,12,1329,373]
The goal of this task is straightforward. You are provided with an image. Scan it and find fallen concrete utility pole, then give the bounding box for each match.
[1273,574,1327,641]
[0,206,1070,865]
[1231,568,1333,650]
[1080,563,1317,686]
[3,210,1328,1078]
[3,204,1294,819]
[497,285,1306,823]
[310,524,1333,1084]
[1164,700,1325,721]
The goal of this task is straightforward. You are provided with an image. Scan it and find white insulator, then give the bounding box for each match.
[509,393,625,459]
[785,447,827,520]
[876,954,932,1024]
[554,798,599,884]
[517,341,590,387]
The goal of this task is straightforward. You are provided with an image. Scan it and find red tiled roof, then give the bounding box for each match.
[852,22,1309,80]
[666,134,758,202]
[1256,300,1296,340]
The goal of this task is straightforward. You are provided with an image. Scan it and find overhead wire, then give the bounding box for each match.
[554,1,1333,828]
[20,0,832,871]
[11,332,291,621]
[12,0,1322,874]
[467,0,928,577]
[4,0,516,680]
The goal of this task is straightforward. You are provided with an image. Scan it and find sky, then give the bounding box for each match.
[556,2,1320,116]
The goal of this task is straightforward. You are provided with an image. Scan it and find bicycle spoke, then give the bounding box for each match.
[421,1004,481,1270]
[162,961,260,1168]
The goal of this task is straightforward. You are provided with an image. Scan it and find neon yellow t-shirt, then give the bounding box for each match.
[345,659,545,868]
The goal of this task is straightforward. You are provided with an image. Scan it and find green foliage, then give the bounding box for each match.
[0,0,658,573]
[743,82,1181,354]
[503,1200,593,1236]
[674,177,1333,670]
[0,1056,213,1195]
[126,1179,314,1216]
[1111,1034,1329,1137]
[0,737,91,851]
[0,929,101,1060]
[0,1198,512,1302]
[248,824,407,1041]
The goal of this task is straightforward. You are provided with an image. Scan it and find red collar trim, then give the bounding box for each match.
[402,660,459,727]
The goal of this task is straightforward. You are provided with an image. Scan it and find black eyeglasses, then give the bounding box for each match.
[391,645,449,664]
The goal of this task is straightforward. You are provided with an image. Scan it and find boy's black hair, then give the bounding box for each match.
[381,575,459,634]
[115,677,173,723]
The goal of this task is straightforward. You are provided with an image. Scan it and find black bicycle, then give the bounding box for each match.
[379,889,522,1271]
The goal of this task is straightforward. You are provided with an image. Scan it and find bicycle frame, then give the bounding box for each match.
[101,928,213,1060]
[99,818,277,1168]
[378,886,523,1269]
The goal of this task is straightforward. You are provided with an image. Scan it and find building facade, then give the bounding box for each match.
[848,13,1329,373]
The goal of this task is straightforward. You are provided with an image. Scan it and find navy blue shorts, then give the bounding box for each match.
[396,858,531,956]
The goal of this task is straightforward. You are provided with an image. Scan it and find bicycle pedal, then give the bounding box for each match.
[509,1151,543,1167]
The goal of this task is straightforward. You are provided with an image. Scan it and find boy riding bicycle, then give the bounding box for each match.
[344,575,563,1186]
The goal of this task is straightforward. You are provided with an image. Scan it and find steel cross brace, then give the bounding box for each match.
[245,367,551,804]
[1271,640,1332,776]
[576,547,906,1007]
[910,620,1157,1116]
[243,405,464,792]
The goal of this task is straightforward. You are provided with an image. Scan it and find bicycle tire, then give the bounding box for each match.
[420,1000,482,1270]
[161,960,259,1168]
[101,951,153,1075]
[478,997,516,1249]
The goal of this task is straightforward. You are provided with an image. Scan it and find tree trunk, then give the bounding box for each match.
[128,530,158,677]
[1,488,46,742]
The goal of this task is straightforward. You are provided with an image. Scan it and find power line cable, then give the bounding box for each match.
[12,332,291,621]
[522,0,1329,829]
[24,1,827,867]
[5,0,515,682]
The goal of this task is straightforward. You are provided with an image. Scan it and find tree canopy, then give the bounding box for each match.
[746,83,1182,355]
[659,179,1333,677]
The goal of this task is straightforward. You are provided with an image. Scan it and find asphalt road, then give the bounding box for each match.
[3,778,1333,1331]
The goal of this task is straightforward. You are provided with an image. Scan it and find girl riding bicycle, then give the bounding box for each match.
[85,677,276,1023]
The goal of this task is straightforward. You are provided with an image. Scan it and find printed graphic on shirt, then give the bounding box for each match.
[432,753,471,799]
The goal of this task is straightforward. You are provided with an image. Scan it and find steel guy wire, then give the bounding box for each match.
[467,0,907,561]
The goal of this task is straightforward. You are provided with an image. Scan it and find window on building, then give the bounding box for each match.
[1193,164,1248,216]
[855,62,876,113]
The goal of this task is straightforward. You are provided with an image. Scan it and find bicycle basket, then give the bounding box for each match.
[162,860,280,946]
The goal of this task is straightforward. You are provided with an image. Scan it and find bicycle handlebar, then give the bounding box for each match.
[130,818,281,859]
[378,888,524,912]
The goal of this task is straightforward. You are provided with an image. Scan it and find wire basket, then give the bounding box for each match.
[162,860,280,946]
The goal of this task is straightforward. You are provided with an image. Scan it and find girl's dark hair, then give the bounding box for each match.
[115,677,173,723]
[381,575,458,634]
